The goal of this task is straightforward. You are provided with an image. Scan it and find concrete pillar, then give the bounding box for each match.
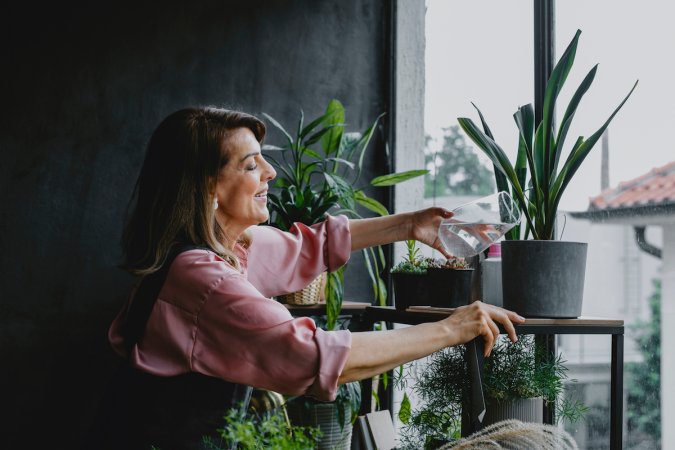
[392,0,425,435]
[662,224,675,448]
[393,0,425,263]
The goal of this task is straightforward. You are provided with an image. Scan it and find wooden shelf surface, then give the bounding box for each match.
[365,306,624,334]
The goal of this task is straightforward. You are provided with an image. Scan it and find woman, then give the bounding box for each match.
[100,107,523,449]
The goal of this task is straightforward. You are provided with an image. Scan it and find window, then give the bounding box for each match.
[556,2,674,448]
[393,1,674,448]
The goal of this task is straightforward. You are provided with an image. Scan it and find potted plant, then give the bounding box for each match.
[262,99,426,450]
[263,99,427,325]
[202,403,322,450]
[391,240,474,310]
[390,240,429,309]
[284,381,361,450]
[457,29,638,318]
[397,336,587,450]
[424,256,473,309]
[282,315,361,450]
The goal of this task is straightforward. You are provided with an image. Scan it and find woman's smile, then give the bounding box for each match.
[253,188,268,201]
[214,127,276,242]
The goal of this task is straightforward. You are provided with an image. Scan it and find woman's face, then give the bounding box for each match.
[214,127,276,239]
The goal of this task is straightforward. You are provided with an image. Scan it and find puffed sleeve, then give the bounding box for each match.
[246,215,351,298]
[192,270,352,401]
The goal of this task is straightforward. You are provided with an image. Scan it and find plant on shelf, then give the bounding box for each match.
[457,28,637,241]
[423,256,471,270]
[391,241,474,310]
[390,240,428,311]
[397,336,587,450]
[202,404,322,450]
[263,99,426,450]
[263,99,426,327]
[423,255,474,309]
[456,29,638,318]
[391,240,428,274]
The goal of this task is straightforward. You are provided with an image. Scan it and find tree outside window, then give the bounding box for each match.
[424,125,494,198]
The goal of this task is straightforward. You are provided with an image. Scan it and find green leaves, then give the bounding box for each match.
[371,169,429,187]
[355,190,389,216]
[263,99,425,338]
[321,99,345,155]
[333,381,362,430]
[457,29,638,240]
[399,392,411,424]
[215,407,321,449]
[267,186,339,231]
[262,112,294,148]
[325,266,345,331]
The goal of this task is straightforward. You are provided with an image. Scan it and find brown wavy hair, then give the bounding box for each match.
[121,107,266,275]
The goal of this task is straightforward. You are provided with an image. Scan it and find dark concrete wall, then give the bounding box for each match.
[1,1,389,447]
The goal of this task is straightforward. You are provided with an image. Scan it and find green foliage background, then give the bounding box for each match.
[424,125,495,198]
[626,279,661,447]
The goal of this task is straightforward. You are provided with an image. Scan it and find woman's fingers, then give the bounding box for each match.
[484,316,500,357]
[483,305,522,344]
[500,309,525,343]
[432,237,453,258]
[449,302,524,353]
[411,208,453,250]
[475,224,493,242]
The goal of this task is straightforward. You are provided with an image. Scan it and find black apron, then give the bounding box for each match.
[85,245,252,450]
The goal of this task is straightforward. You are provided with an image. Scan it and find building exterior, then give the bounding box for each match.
[569,161,675,448]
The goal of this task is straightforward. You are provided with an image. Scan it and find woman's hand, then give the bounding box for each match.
[409,207,454,258]
[340,301,526,383]
[442,301,525,357]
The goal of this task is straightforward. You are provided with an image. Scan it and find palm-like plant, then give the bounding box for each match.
[262,99,427,329]
[457,29,638,240]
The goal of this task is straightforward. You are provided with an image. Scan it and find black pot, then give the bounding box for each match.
[501,240,587,318]
[426,268,473,308]
[392,269,473,310]
[392,272,428,310]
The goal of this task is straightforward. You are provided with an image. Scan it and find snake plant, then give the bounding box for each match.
[458,29,638,240]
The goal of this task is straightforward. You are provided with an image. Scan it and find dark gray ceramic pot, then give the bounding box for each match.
[501,240,587,318]
[483,397,544,426]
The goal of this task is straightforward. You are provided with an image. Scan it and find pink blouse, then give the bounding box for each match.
[108,215,353,401]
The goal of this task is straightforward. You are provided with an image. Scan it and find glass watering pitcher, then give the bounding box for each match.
[438,191,521,258]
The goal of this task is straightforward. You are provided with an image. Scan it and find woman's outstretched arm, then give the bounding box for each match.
[338,301,525,384]
[348,207,453,257]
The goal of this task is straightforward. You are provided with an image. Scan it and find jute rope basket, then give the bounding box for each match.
[436,419,578,450]
[281,272,326,306]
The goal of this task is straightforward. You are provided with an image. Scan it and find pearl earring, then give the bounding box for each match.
[213,197,219,210]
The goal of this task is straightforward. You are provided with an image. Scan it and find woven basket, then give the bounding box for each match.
[281,272,326,305]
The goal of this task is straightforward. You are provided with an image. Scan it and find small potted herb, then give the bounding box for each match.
[391,241,474,310]
[424,256,473,308]
[391,240,429,310]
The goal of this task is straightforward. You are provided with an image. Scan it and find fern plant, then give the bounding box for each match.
[397,336,587,449]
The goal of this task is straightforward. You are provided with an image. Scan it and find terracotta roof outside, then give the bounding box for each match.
[588,161,675,210]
